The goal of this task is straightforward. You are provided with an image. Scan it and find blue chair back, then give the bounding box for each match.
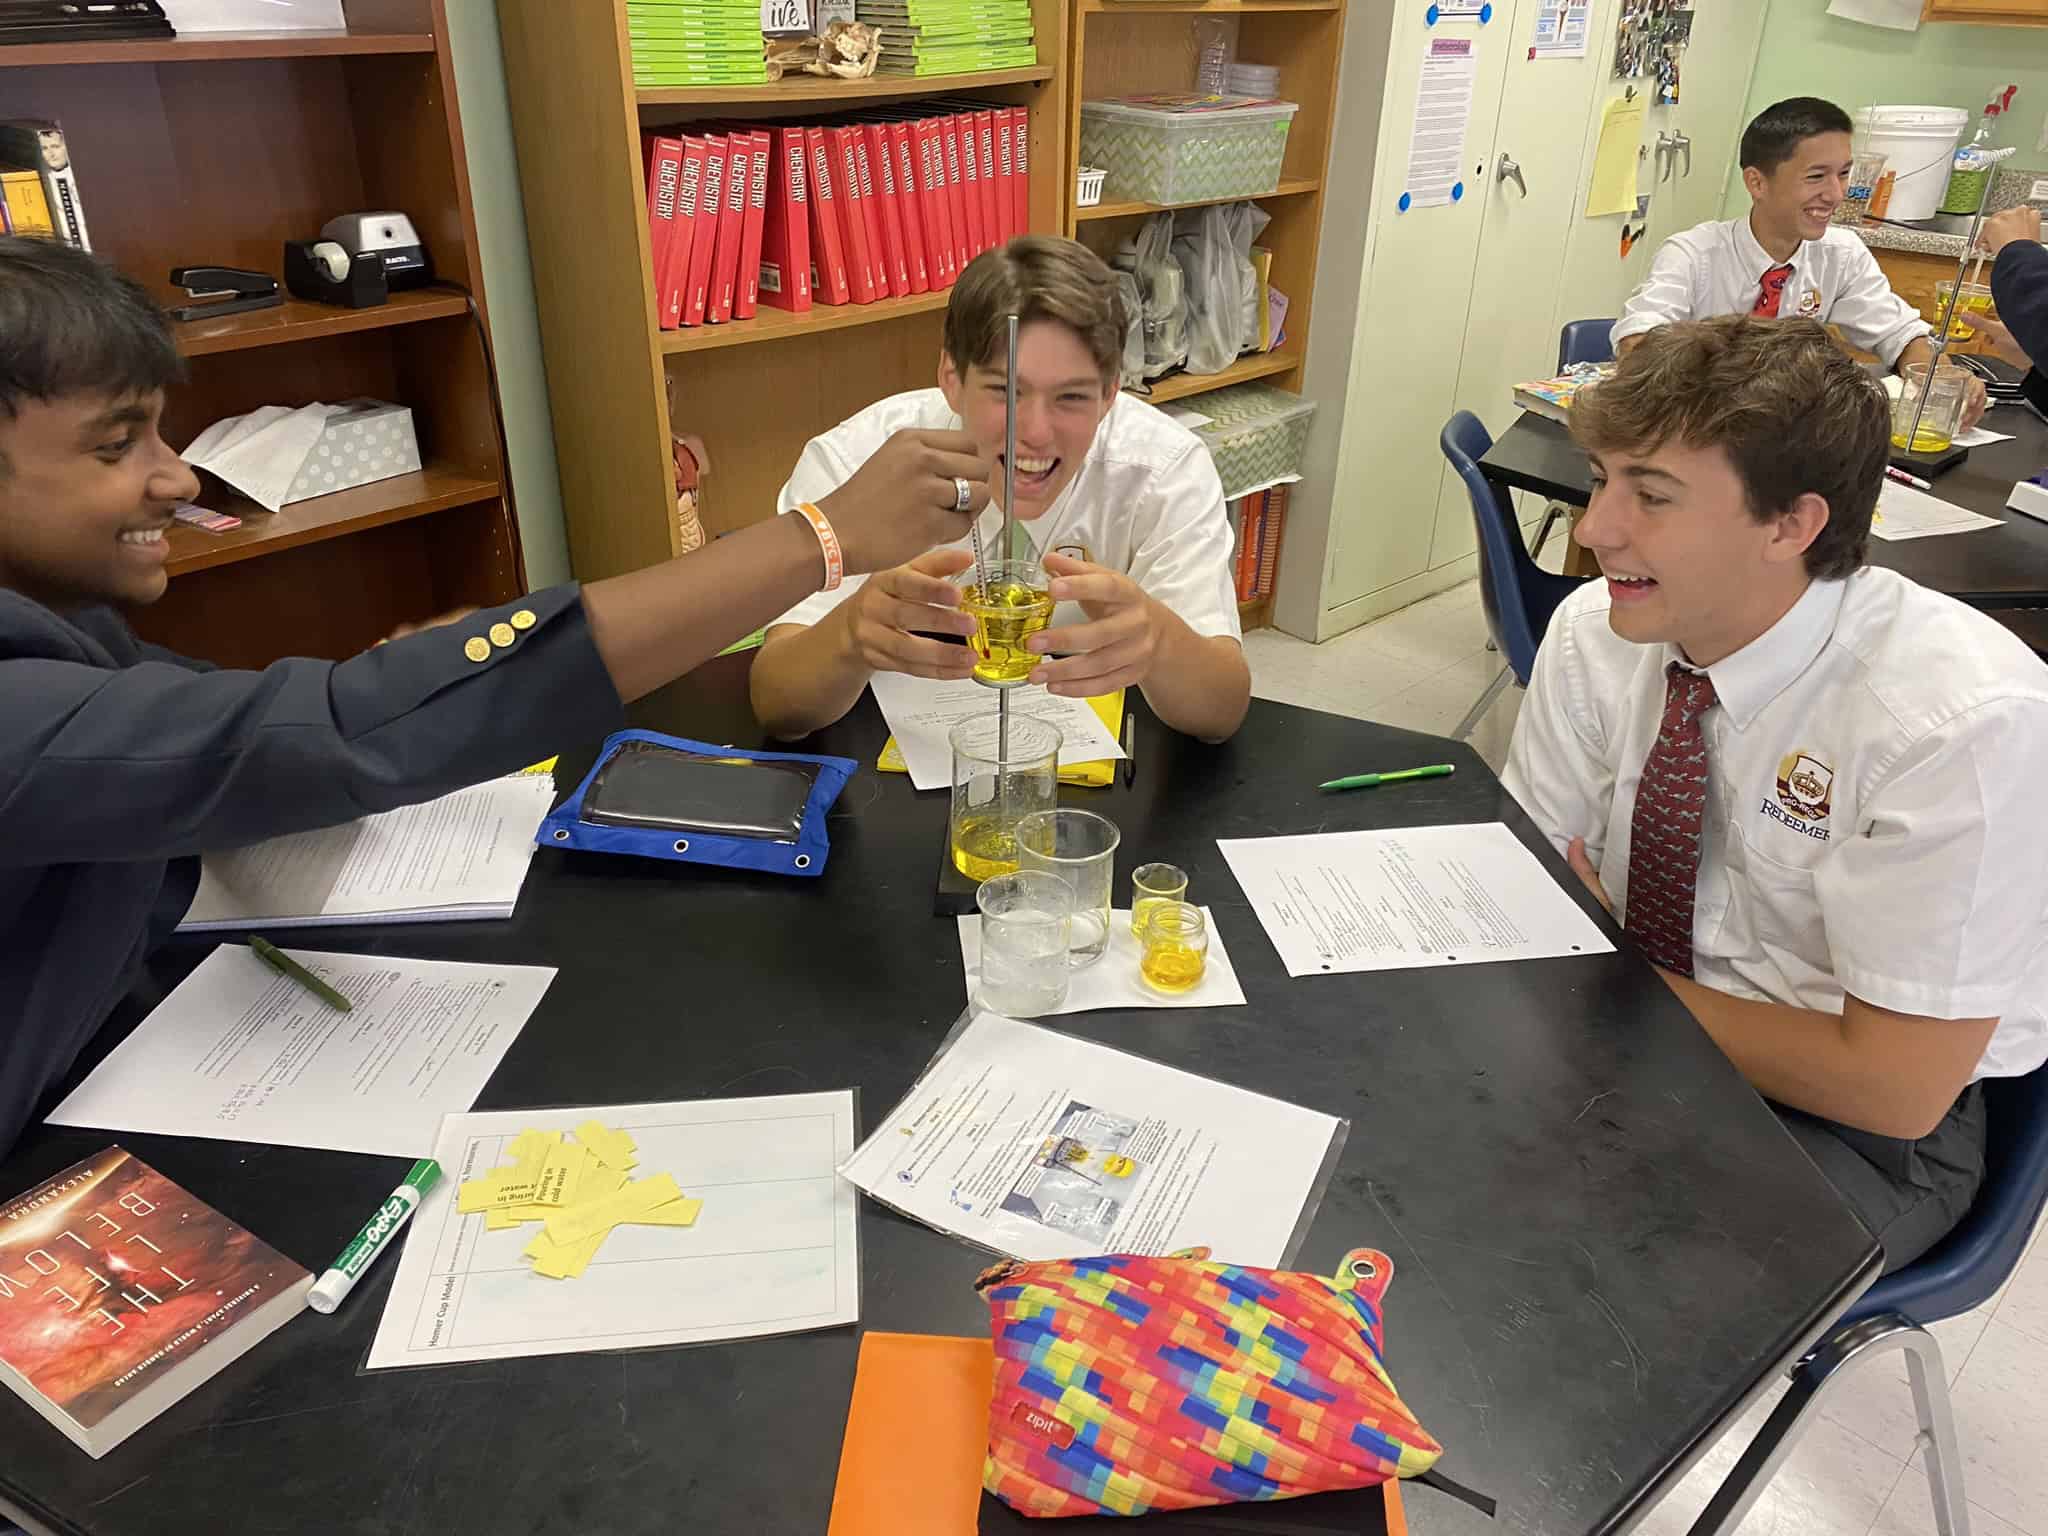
[1842,1064,2048,1327]
[1440,411,1588,685]
[1558,319,1616,370]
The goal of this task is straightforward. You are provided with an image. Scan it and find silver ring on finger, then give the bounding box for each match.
[953,476,973,513]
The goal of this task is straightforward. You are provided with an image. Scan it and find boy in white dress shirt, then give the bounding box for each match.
[748,236,1250,743]
[1506,316,2048,1271]
[1614,97,1985,430]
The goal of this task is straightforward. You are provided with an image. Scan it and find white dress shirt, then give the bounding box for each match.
[1611,218,1933,368]
[1504,569,2048,1081]
[770,388,1241,642]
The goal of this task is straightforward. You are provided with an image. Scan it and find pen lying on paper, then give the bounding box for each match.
[1884,465,1932,492]
[1121,713,1136,787]
[1318,764,1456,793]
[249,935,352,1013]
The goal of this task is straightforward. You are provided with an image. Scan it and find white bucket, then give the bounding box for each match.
[1854,105,1970,222]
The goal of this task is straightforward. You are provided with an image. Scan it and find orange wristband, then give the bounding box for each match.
[792,501,844,592]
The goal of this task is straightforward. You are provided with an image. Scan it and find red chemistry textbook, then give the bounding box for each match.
[734,127,771,319]
[862,123,915,298]
[831,126,881,303]
[1011,105,1030,236]
[679,134,721,327]
[915,119,957,289]
[759,126,813,313]
[707,130,749,323]
[805,127,853,307]
[974,109,1001,249]
[642,133,687,329]
[0,1149,311,1458]
[886,122,932,294]
[952,113,986,260]
[938,115,972,274]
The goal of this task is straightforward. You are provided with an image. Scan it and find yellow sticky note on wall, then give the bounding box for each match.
[1586,95,1646,219]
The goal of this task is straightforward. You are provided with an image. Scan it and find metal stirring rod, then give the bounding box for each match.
[997,313,1020,762]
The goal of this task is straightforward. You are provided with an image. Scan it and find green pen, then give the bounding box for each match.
[1318,764,1457,793]
[248,935,353,1014]
[307,1159,441,1314]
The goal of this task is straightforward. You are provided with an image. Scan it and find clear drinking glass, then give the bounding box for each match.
[1016,809,1121,967]
[976,870,1074,1016]
[957,557,1054,687]
[1891,361,1969,456]
[949,713,1062,882]
[1835,151,1888,225]
[1131,863,1189,935]
[1139,902,1209,994]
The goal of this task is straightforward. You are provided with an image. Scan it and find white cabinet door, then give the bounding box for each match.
[1323,4,1520,616]
[1428,0,1630,570]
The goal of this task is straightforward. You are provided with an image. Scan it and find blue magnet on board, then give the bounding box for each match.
[1452,181,1464,201]
[1425,4,1439,21]
[1398,191,1412,212]
[1480,3,1493,19]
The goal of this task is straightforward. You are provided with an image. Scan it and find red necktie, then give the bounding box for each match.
[1752,264,1794,317]
[1625,663,1718,977]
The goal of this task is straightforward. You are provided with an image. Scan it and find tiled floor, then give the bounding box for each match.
[1241,577,2048,1536]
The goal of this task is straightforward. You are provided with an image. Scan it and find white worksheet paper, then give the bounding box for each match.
[1954,426,2016,447]
[1404,38,1477,210]
[867,672,1124,790]
[956,907,1247,1014]
[1869,480,2003,542]
[1217,822,1613,977]
[179,774,557,929]
[48,945,554,1156]
[839,1012,1343,1267]
[367,1093,859,1369]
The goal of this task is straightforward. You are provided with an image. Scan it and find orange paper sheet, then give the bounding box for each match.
[828,1333,993,1536]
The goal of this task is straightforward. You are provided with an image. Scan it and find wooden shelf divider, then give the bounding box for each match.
[167,464,501,577]
[171,287,473,358]
[0,28,435,67]
[1077,176,1319,222]
[1142,349,1302,404]
[637,63,1054,108]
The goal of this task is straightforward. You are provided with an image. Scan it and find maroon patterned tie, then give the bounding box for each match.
[1625,663,1718,976]
[1752,263,1794,317]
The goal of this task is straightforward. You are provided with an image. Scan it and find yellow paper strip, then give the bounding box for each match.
[622,1197,703,1228]
[543,1173,682,1245]
[535,1141,587,1207]
[574,1120,639,1171]
[523,1226,608,1279]
[484,1206,522,1231]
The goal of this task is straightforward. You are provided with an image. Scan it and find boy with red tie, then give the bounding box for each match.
[1612,97,1986,429]
[1505,317,2048,1270]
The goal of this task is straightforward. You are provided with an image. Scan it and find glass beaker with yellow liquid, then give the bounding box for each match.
[1891,361,1969,456]
[1139,902,1209,994]
[948,712,1061,882]
[958,558,1054,687]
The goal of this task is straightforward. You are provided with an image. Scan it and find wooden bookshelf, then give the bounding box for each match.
[499,0,1069,576]
[1065,0,1346,625]
[5,0,523,665]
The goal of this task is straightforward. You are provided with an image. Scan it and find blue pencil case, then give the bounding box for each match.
[540,730,856,878]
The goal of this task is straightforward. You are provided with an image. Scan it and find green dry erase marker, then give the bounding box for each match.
[249,935,352,1013]
[307,1159,441,1314]
[1318,764,1456,793]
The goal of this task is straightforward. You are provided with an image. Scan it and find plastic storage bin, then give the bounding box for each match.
[1852,105,1969,223]
[1079,94,1298,206]
[1185,383,1315,499]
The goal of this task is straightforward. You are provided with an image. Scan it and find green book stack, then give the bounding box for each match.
[628,0,767,86]
[858,0,1036,76]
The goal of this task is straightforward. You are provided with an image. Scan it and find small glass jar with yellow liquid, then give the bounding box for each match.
[1891,361,1970,456]
[948,712,1062,882]
[1933,280,1996,343]
[958,557,1055,687]
[1139,901,1208,994]
[1130,863,1189,935]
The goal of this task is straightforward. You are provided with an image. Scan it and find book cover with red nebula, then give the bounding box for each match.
[0,1148,311,1456]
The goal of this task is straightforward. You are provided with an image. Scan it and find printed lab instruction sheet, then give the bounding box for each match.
[367,1094,859,1369]
[839,1013,1344,1267]
[868,672,1124,790]
[48,945,555,1156]
[1218,822,1614,976]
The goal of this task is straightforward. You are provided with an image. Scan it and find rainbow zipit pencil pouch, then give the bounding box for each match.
[977,1245,1493,1521]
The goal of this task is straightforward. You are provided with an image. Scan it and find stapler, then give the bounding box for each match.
[166,266,282,322]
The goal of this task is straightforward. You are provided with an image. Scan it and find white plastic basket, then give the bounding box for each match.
[1076,165,1107,207]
